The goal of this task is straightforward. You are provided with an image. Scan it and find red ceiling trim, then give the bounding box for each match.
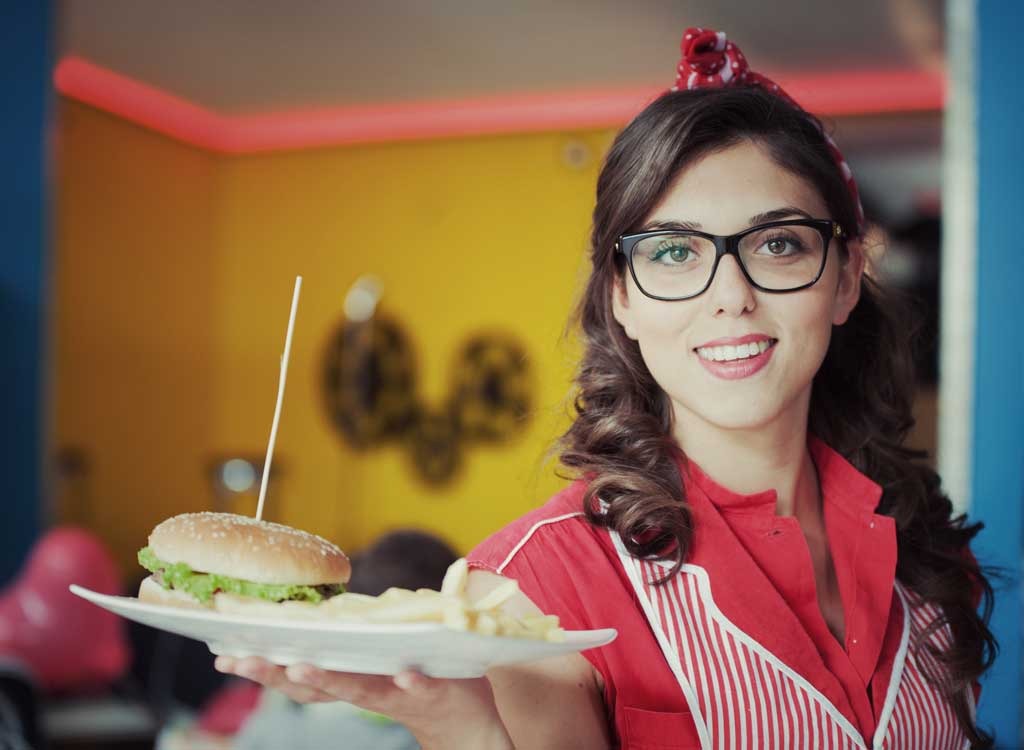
[54,57,944,155]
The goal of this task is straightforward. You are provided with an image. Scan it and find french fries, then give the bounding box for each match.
[314,558,565,641]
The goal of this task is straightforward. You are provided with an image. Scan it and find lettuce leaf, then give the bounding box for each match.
[138,546,343,604]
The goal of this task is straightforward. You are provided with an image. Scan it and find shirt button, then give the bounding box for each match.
[869,521,875,528]
[852,638,858,644]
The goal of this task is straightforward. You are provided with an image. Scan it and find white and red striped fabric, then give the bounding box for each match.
[616,549,973,750]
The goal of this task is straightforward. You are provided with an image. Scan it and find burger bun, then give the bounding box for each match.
[147,512,350,586]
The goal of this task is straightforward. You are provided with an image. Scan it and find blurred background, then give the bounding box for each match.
[2,0,1021,748]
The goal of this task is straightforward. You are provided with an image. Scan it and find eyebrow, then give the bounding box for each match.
[640,206,814,232]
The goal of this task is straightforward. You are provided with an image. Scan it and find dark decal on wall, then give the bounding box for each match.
[323,317,532,485]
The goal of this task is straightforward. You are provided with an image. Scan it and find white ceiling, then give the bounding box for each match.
[58,0,945,113]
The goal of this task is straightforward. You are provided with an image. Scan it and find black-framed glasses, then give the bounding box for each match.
[615,219,844,301]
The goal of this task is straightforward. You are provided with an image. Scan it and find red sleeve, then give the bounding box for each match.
[466,500,597,633]
[467,507,621,720]
[467,540,592,630]
[467,486,701,733]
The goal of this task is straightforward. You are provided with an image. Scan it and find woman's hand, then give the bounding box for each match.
[214,656,514,750]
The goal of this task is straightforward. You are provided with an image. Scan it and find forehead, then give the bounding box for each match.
[647,140,829,232]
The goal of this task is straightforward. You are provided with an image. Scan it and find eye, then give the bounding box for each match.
[758,233,805,256]
[651,239,694,264]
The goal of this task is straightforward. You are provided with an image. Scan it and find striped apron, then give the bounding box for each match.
[611,531,975,750]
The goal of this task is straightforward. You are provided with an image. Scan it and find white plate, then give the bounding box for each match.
[70,585,617,678]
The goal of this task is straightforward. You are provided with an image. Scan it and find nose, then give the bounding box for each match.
[706,254,756,317]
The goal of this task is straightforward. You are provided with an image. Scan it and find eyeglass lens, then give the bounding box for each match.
[629,223,826,298]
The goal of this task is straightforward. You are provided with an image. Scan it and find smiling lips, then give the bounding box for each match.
[694,335,778,380]
[695,335,777,363]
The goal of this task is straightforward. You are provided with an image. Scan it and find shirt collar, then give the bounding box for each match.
[680,434,883,517]
[683,455,778,512]
[809,435,884,519]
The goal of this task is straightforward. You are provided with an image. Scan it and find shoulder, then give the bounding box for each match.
[468,480,592,575]
[467,480,626,635]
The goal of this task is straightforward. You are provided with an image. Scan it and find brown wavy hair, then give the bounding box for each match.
[559,87,997,747]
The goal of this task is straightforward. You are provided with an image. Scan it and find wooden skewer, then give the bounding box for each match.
[256,276,302,521]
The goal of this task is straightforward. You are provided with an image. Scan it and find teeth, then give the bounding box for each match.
[696,339,774,362]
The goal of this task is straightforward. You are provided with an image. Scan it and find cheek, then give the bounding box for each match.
[782,292,837,368]
[628,301,699,377]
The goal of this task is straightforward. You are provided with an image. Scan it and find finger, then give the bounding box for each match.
[285,664,397,706]
[227,656,281,682]
[270,682,337,704]
[215,655,277,676]
[227,658,335,703]
[393,669,432,693]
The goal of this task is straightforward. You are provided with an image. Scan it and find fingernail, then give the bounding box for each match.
[286,664,320,684]
[393,671,417,691]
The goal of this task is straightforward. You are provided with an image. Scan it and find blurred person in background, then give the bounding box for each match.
[215,27,997,749]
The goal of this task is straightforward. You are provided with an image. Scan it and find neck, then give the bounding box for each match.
[672,407,819,518]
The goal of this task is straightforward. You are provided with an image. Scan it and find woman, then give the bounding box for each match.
[215,28,996,749]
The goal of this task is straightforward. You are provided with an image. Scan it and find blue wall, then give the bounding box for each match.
[972,1,1024,746]
[0,2,50,583]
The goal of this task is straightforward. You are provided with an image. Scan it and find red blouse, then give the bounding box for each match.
[468,437,975,750]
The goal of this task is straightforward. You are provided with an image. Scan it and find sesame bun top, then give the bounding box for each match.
[147,512,350,586]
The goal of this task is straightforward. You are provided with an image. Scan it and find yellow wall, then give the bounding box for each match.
[53,99,616,574]
[53,102,223,575]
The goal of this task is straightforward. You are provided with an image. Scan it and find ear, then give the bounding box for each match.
[611,275,639,340]
[832,238,865,326]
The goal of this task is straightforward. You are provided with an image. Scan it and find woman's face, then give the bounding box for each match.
[612,140,864,439]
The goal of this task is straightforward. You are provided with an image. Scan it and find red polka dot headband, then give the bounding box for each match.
[672,27,865,236]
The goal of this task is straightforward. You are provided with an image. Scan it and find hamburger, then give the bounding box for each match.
[137,512,350,610]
